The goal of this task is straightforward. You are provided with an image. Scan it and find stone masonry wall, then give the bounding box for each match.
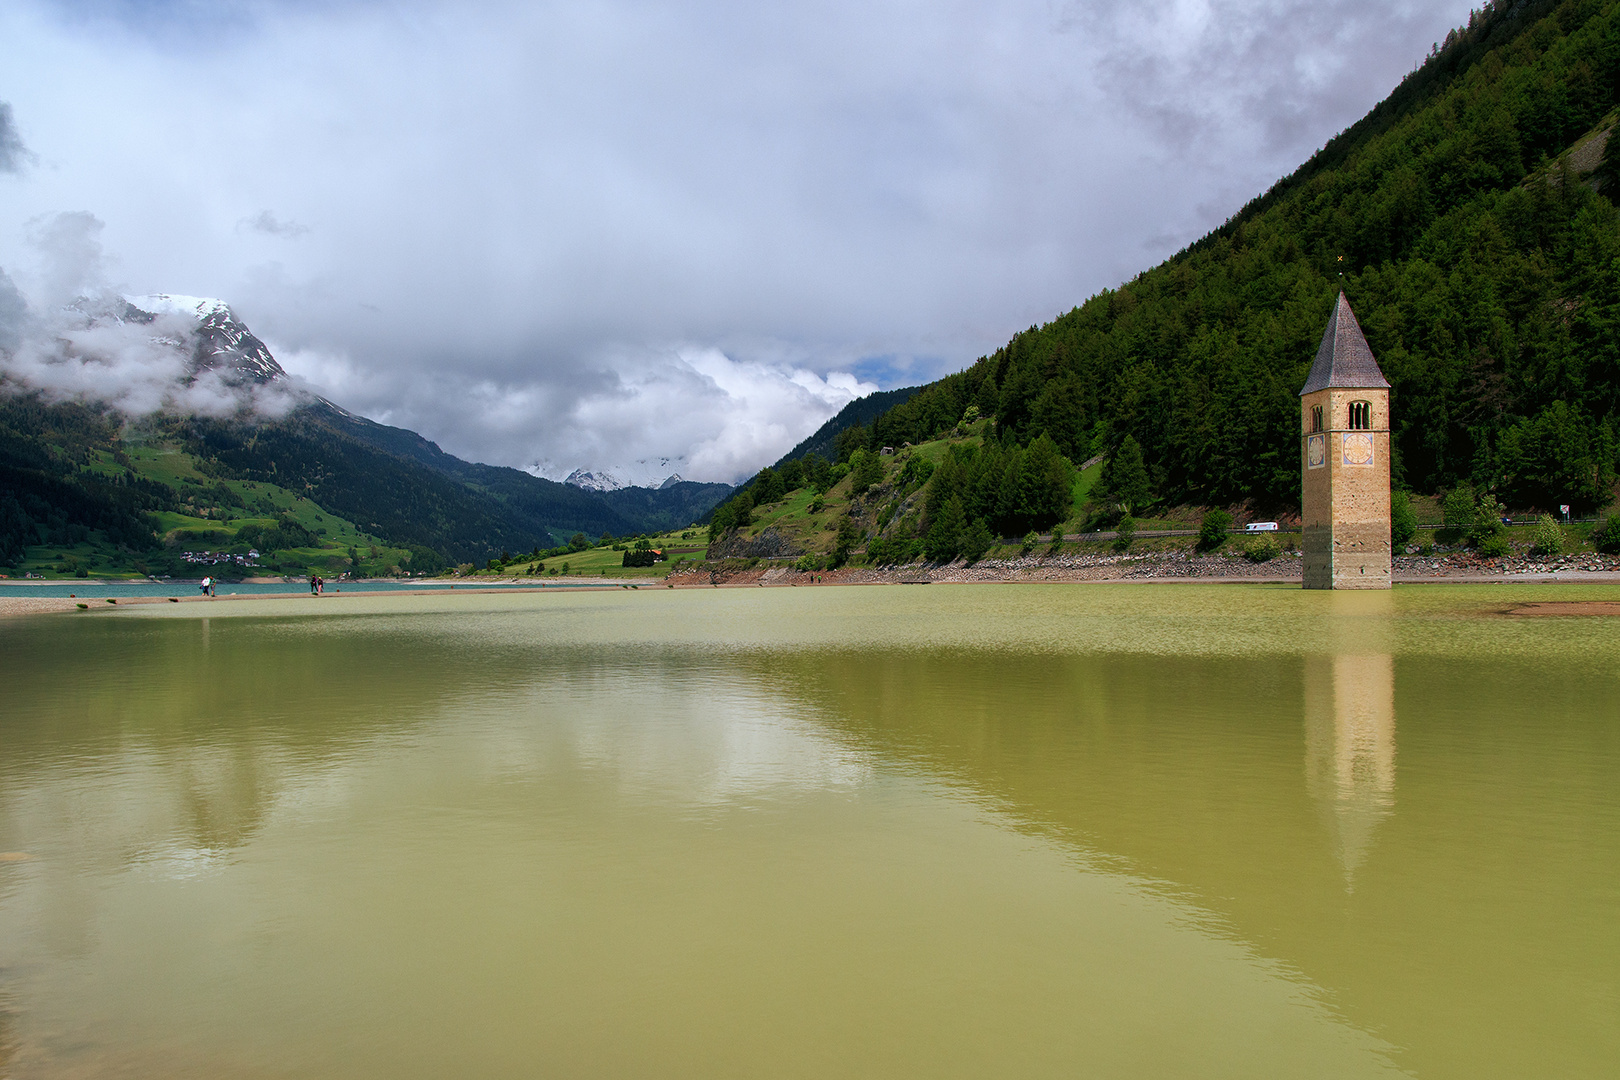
[1301,388,1391,590]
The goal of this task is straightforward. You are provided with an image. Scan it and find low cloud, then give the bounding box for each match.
[238,210,309,238]
[0,212,303,420]
[274,340,876,484]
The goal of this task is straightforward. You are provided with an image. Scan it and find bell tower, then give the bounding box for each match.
[1301,293,1391,590]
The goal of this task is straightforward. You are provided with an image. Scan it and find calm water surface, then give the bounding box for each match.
[0,584,1616,1078]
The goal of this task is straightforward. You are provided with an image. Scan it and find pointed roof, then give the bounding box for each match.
[1300,292,1389,395]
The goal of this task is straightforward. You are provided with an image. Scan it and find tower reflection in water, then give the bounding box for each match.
[1304,595,1397,888]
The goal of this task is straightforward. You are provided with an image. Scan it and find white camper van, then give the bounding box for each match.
[1244,521,1279,532]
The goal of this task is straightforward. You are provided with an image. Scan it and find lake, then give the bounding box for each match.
[1,583,1616,1078]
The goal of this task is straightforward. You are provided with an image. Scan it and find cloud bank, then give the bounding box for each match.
[0,0,1476,481]
[0,212,303,420]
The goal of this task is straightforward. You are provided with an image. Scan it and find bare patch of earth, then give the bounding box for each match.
[1501,601,1620,616]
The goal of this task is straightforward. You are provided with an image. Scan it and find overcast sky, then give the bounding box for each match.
[0,0,1475,483]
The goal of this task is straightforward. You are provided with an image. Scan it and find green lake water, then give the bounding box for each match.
[0,583,1616,1078]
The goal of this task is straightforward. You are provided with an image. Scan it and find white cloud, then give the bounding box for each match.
[0,212,305,420]
[0,0,1478,480]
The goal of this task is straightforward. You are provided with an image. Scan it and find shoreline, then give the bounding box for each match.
[6,550,1620,617]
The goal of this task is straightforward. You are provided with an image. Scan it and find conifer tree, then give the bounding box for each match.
[849,449,883,496]
[961,518,994,563]
[1093,436,1152,517]
[924,497,966,562]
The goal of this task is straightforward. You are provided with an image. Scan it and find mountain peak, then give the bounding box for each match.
[563,468,626,492]
[122,293,288,386]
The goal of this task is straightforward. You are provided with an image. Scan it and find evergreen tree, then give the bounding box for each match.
[803,452,832,492]
[832,514,860,567]
[753,467,785,505]
[1112,514,1136,553]
[961,518,994,563]
[1197,509,1233,552]
[924,497,966,562]
[1017,433,1076,528]
[1093,436,1152,517]
[849,449,883,496]
[835,424,872,463]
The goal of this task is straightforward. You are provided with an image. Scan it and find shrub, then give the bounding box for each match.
[867,537,922,566]
[1047,527,1065,553]
[1112,515,1136,553]
[1243,535,1282,563]
[1590,515,1620,554]
[1438,485,1475,544]
[1197,509,1232,552]
[1021,531,1038,555]
[1391,490,1418,549]
[1528,515,1564,558]
[1468,493,1509,551]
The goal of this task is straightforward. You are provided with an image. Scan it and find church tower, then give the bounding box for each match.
[1301,293,1391,590]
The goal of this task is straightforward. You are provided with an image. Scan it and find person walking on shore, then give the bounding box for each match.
[310,573,319,596]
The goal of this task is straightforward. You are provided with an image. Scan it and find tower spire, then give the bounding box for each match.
[1301,292,1389,396]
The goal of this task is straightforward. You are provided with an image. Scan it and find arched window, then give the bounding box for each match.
[1310,405,1324,433]
[1348,400,1372,430]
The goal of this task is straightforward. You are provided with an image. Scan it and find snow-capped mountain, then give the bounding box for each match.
[556,457,691,492]
[122,294,288,385]
[563,468,627,492]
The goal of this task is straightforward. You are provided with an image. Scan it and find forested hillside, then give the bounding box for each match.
[0,394,728,575]
[742,0,1620,528]
[770,386,921,468]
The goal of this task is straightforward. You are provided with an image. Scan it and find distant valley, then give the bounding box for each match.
[0,296,732,579]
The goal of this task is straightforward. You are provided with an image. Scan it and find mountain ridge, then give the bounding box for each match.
[0,296,734,570]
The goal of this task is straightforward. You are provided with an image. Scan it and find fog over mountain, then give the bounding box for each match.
[0,0,1476,482]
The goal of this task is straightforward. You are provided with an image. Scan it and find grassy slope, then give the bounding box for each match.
[723,431,1608,563]
[464,528,711,580]
[12,436,418,580]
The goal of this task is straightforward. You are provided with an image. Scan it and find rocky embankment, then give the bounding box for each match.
[667,548,1620,586]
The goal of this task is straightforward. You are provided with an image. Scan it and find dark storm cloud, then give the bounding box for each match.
[0,102,34,174]
[0,0,1476,481]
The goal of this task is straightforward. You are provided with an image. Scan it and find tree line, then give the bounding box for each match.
[811,0,1620,518]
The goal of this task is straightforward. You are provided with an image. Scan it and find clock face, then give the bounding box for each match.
[1307,434,1326,469]
[1342,432,1375,467]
